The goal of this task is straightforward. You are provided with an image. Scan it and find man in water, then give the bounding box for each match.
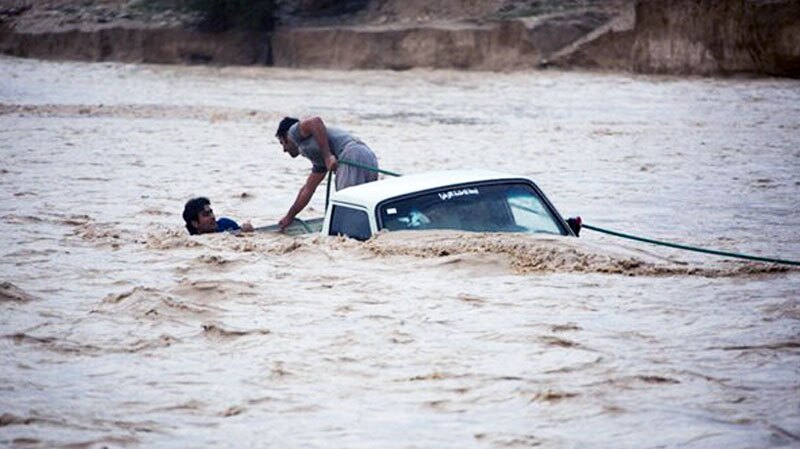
[182,197,254,235]
[275,116,379,230]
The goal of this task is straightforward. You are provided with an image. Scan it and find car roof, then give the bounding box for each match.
[330,169,529,210]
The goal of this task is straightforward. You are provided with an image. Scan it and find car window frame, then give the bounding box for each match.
[375,179,571,236]
[328,203,373,241]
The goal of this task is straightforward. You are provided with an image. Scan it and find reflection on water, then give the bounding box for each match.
[1,56,799,448]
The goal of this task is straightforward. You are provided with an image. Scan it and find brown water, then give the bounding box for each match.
[1,56,799,448]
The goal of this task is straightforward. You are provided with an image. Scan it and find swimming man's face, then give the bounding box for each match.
[193,205,217,234]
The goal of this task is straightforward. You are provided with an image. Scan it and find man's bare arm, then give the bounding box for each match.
[298,116,338,172]
[279,171,327,229]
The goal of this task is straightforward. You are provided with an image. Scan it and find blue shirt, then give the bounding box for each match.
[216,217,240,233]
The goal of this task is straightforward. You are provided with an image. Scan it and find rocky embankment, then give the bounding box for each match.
[0,0,268,64]
[0,0,798,77]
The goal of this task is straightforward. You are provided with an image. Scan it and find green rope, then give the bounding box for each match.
[583,224,800,266]
[325,171,332,211]
[324,158,403,209]
[338,158,402,177]
[293,217,313,233]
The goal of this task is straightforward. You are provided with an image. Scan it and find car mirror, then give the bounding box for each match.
[566,216,582,237]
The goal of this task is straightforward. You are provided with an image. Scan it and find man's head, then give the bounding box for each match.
[182,197,217,235]
[276,116,300,158]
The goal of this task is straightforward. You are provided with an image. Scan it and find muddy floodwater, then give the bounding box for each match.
[1,56,799,448]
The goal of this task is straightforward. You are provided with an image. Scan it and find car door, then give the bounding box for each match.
[328,204,372,241]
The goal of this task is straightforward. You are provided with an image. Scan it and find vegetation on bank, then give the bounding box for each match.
[134,0,275,31]
[189,0,274,31]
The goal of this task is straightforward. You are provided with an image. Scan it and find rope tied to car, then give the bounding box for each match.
[339,158,402,177]
[582,224,799,266]
[325,158,401,210]
[327,159,800,267]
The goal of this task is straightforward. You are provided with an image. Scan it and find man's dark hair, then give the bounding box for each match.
[183,197,210,235]
[276,117,299,138]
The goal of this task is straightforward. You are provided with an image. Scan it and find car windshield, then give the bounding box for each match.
[378,182,567,235]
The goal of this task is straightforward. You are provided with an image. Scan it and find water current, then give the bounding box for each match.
[0,56,799,448]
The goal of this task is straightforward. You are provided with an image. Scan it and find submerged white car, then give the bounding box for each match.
[281,169,580,240]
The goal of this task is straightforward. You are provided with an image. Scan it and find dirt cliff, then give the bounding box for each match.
[0,0,268,64]
[552,0,800,77]
[1,0,798,77]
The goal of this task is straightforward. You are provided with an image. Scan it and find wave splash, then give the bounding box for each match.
[359,231,792,277]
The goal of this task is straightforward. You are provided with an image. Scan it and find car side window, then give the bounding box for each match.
[329,206,371,241]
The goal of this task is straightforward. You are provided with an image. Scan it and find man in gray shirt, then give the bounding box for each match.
[275,116,379,230]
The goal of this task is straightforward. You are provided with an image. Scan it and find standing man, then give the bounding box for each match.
[275,116,379,230]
